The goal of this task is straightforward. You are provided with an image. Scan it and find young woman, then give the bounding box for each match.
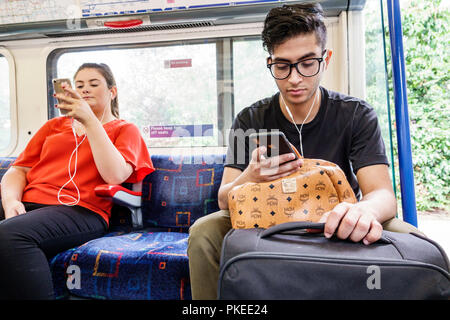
[0,63,153,299]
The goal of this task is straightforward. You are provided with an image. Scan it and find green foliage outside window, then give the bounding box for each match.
[366,0,449,212]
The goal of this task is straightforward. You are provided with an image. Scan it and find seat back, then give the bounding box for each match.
[141,153,225,232]
[0,157,16,197]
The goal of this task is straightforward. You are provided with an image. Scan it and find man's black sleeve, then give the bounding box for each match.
[350,104,389,174]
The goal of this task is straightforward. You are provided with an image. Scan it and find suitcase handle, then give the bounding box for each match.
[261,221,325,238]
[261,221,392,244]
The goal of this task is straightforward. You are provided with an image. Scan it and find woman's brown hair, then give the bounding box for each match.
[74,63,119,118]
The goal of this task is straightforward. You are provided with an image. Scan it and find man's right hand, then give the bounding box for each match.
[217,146,303,209]
[243,146,303,182]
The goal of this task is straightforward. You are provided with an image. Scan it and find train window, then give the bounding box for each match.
[232,37,277,115]
[50,37,281,148]
[48,9,394,152]
[0,54,11,150]
[53,41,218,147]
[364,0,396,188]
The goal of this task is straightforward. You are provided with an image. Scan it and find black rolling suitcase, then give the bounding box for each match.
[218,222,450,299]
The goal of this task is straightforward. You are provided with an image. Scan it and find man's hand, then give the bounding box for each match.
[243,146,303,183]
[319,201,383,245]
[317,165,397,245]
[217,146,303,209]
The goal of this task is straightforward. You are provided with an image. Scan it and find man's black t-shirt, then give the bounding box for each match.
[225,86,389,200]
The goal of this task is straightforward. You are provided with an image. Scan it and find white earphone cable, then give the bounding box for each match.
[280,89,319,157]
[57,104,108,206]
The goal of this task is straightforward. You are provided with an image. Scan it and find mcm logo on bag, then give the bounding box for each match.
[266,195,278,206]
[283,207,295,217]
[251,208,262,219]
[366,265,381,290]
[315,206,325,216]
[328,193,339,204]
[299,193,309,203]
[236,194,246,204]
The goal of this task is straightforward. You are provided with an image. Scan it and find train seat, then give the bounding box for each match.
[0,157,16,195]
[0,153,225,299]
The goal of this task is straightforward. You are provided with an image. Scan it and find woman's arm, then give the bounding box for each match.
[56,88,133,185]
[1,166,30,219]
[83,118,133,185]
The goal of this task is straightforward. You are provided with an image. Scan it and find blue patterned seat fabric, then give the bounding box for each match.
[142,153,224,231]
[47,153,225,299]
[0,157,16,182]
[51,230,191,299]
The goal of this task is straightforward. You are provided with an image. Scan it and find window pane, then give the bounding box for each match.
[233,38,278,116]
[364,1,396,188]
[0,54,11,150]
[55,41,217,147]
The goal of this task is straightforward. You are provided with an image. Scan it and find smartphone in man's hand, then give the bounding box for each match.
[249,131,300,162]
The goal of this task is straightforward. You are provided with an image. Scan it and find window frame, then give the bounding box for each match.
[0,47,18,156]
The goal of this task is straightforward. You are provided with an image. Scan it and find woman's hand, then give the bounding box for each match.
[3,199,26,220]
[55,85,97,126]
[1,166,29,220]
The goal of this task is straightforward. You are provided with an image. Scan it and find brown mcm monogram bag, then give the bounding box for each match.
[228,156,357,229]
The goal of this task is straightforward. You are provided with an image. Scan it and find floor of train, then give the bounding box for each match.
[417,212,450,256]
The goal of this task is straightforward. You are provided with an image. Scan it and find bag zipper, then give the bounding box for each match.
[219,251,450,281]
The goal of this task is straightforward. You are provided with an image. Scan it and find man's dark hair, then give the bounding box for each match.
[262,3,327,54]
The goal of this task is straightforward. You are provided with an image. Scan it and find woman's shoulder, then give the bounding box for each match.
[41,116,71,132]
[106,119,141,135]
[107,119,136,129]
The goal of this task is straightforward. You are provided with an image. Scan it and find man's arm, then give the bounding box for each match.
[320,164,397,244]
[218,167,244,210]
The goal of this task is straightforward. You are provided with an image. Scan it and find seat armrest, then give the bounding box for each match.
[95,184,143,228]
[95,185,142,206]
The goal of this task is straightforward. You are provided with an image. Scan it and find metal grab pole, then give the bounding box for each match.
[386,0,417,226]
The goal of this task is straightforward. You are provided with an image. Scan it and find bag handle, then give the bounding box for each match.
[261,221,324,238]
[260,221,392,244]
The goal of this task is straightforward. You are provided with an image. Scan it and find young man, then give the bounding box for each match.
[188,3,420,300]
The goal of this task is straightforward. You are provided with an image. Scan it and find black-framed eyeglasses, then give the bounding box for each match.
[267,50,327,80]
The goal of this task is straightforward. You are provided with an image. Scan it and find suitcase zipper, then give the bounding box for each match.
[220,251,450,280]
[218,251,450,299]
